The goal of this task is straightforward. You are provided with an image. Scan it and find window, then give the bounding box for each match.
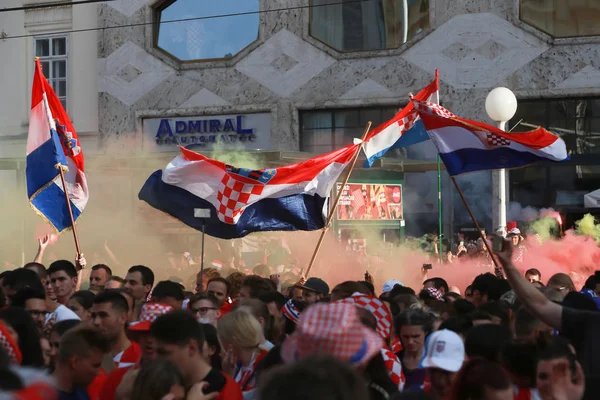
[300,107,398,153]
[35,36,68,109]
[310,0,429,52]
[520,1,600,37]
[154,0,259,61]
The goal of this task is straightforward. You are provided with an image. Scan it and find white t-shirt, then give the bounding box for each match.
[45,304,80,325]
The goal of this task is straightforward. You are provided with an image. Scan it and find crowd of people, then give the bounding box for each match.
[0,233,597,400]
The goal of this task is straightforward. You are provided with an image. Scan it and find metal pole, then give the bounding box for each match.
[437,154,443,263]
[200,220,205,289]
[495,121,507,236]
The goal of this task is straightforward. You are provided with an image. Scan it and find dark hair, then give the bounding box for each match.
[71,290,96,310]
[465,285,472,294]
[364,352,399,397]
[152,281,185,301]
[471,273,501,300]
[106,289,134,311]
[151,310,205,349]
[259,291,286,311]
[10,287,46,308]
[331,281,370,300]
[358,281,375,296]
[252,264,270,277]
[234,299,279,345]
[93,290,129,314]
[563,291,598,311]
[438,315,473,338]
[91,264,112,277]
[394,309,434,337]
[389,285,416,299]
[451,358,511,400]
[207,277,231,296]
[23,263,47,280]
[58,325,110,363]
[226,272,245,299]
[2,269,44,295]
[130,359,184,400]
[477,301,510,326]
[200,323,222,371]
[47,260,78,278]
[423,277,449,293]
[537,336,576,362]
[258,356,369,400]
[0,307,44,367]
[52,319,82,336]
[525,269,541,278]
[189,292,219,309]
[128,265,155,287]
[501,342,538,388]
[453,298,476,315]
[465,324,511,363]
[241,275,274,299]
[390,393,434,400]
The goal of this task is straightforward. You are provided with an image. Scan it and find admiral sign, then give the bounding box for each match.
[142,113,271,152]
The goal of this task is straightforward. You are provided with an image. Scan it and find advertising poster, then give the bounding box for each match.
[336,183,403,221]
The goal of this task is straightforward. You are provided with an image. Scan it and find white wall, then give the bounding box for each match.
[0,0,98,158]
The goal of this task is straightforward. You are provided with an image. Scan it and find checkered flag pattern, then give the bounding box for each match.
[381,349,405,392]
[426,287,444,301]
[217,174,265,224]
[139,303,174,323]
[398,111,419,133]
[0,322,22,365]
[486,132,511,147]
[413,100,457,119]
[340,294,393,340]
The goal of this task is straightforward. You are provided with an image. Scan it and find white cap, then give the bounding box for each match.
[420,329,465,372]
[382,280,403,294]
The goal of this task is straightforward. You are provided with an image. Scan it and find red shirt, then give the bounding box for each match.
[216,373,243,400]
[87,369,107,400]
[234,350,268,392]
[219,301,233,317]
[98,366,133,400]
[113,341,141,368]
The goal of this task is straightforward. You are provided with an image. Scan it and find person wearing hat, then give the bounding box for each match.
[380,280,403,300]
[295,277,329,305]
[507,226,527,264]
[420,329,465,399]
[282,302,398,399]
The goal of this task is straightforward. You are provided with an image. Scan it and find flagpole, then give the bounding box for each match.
[58,168,82,256]
[437,155,443,263]
[450,177,503,276]
[304,121,372,278]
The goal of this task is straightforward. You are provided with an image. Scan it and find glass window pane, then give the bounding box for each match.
[35,39,49,57]
[310,0,429,51]
[52,37,67,55]
[335,110,359,128]
[40,61,50,78]
[52,80,67,97]
[60,99,67,110]
[301,129,332,153]
[52,61,66,79]
[302,112,332,130]
[156,0,259,60]
[521,1,600,37]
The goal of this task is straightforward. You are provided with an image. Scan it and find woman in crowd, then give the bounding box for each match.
[234,298,279,348]
[451,358,514,400]
[394,309,434,390]
[200,323,222,371]
[218,310,270,392]
[0,307,44,368]
[547,273,576,301]
[68,290,95,323]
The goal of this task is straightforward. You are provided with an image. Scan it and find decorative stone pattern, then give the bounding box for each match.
[340,79,396,100]
[178,88,230,108]
[106,0,152,18]
[557,65,600,89]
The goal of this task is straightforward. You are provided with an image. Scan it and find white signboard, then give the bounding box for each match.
[142,113,271,152]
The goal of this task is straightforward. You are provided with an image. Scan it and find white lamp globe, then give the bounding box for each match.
[485,87,517,122]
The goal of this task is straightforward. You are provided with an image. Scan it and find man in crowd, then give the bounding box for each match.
[124,265,154,304]
[195,267,221,293]
[1,268,45,303]
[188,292,221,326]
[152,310,242,399]
[90,264,112,293]
[150,280,185,310]
[421,329,465,399]
[495,237,598,399]
[469,273,499,307]
[207,277,233,315]
[48,260,79,306]
[239,275,273,300]
[423,277,449,295]
[525,268,542,284]
[91,291,141,369]
[296,277,329,305]
[105,276,125,290]
[11,287,47,334]
[53,325,110,400]
[23,262,52,298]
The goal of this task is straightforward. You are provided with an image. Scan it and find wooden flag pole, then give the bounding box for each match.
[304,121,372,278]
[58,168,82,256]
[450,177,503,277]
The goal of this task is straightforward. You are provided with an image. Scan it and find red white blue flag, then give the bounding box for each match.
[139,145,358,239]
[26,58,88,232]
[412,99,569,176]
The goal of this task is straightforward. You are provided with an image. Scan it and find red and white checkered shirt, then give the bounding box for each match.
[381,348,405,392]
[113,341,141,369]
[234,350,268,392]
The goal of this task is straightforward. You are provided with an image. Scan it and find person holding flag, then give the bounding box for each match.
[26,58,88,259]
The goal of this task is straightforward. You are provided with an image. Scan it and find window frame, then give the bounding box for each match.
[152,0,261,63]
[519,0,600,39]
[34,35,69,110]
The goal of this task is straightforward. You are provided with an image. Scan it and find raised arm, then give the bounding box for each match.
[33,234,51,264]
[494,238,562,330]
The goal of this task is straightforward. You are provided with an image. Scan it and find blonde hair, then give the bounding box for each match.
[217,310,267,350]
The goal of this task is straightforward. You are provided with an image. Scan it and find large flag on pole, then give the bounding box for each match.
[362,70,439,167]
[26,58,88,232]
[411,99,569,176]
[139,144,359,239]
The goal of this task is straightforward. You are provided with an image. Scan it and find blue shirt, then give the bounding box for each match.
[58,388,90,400]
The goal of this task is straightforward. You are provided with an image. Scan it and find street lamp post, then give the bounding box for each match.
[485,87,518,237]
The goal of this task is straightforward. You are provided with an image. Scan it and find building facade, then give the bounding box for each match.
[1,0,600,259]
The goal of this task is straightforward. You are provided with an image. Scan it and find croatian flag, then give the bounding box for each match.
[139,144,358,239]
[411,99,569,176]
[26,58,88,232]
[362,71,439,167]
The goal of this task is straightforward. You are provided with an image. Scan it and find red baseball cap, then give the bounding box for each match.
[128,303,174,332]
